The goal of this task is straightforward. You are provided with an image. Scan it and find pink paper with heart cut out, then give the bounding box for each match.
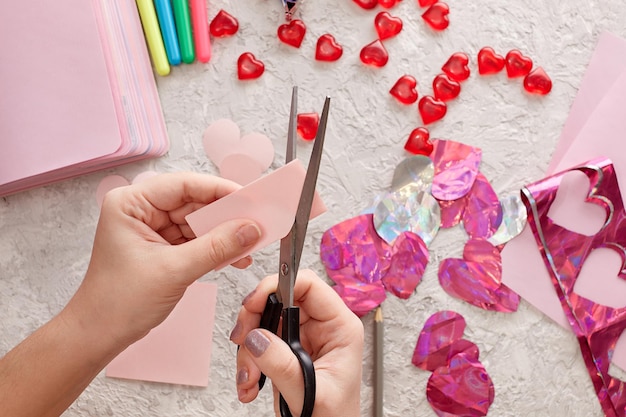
[521,158,626,416]
[186,160,326,270]
[412,311,479,372]
[203,119,275,184]
[96,171,158,207]
[438,239,520,312]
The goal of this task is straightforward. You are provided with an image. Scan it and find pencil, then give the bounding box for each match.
[374,306,383,417]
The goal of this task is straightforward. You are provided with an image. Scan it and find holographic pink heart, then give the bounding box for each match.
[438,194,469,228]
[332,271,387,317]
[320,214,392,283]
[426,352,495,417]
[438,239,520,312]
[412,311,479,372]
[430,139,482,201]
[461,172,503,239]
[383,232,429,299]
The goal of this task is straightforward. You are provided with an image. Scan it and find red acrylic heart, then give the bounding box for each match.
[209,9,239,37]
[237,53,264,80]
[277,19,306,48]
[418,0,437,6]
[441,52,470,82]
[390,75,418,105]
[360,39,389,67]
[524,66,552,95]
[375,11,403,40]
[404,127,432,156]
[378,0,400,9]
[422,2,449,31]
[352,0,378,9]
[432,73,461,101]
[296,113,319,141]
[419,96,447,125]
[477,47,505,75]
[505,49,533,78]
[315,34,343,62]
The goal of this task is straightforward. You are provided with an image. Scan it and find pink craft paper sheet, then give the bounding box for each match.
[502,45,626,370]
[106,282,218,387]
[186,160,326,269]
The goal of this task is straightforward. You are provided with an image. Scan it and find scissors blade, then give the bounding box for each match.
[286,86,297,164]
[277,96,330,307]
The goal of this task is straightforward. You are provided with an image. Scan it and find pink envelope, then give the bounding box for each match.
[502,34,626,369]
[106,282,218,387]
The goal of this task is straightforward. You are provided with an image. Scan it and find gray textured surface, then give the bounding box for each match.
[2,0,626,416]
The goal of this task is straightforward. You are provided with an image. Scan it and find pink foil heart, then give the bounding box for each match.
[426,352,495,417]
[430,139,482,201]
[438,239,520,312]
[438,195,469,228]
[461,172,503,239]
[333,272,387,317]
[412,311,479,372]
[382,232,429,299]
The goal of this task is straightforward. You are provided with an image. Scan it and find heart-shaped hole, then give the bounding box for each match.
[547,170,607,236]
[573,247,626,309]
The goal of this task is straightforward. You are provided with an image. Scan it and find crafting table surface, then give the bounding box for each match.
[1,0,625,416]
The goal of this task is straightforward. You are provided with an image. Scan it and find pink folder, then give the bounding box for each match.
[0,0,169,197]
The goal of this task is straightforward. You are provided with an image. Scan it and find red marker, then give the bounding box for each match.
[189,0,211,62]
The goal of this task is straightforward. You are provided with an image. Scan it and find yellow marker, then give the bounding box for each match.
[136,0,170,76]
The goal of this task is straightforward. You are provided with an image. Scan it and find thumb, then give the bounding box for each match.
[242,329,307,416]
[170,219,262,283]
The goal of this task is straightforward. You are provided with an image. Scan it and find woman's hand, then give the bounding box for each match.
[231,270,364,417]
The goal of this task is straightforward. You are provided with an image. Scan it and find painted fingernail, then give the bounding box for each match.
[237,368,249,385]
[242,288,257,305]
[236,223,262,247]
[244,329,270,357]
[229,321,243,341]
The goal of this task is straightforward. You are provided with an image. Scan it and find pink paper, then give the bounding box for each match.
[502,33,626,370]
[106,282,217,387]
[185,160,326,269]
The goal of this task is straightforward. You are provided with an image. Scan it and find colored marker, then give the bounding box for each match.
[135,0,170,75]
[189,0,212,63]
[171,0,195,64]
[154,0,181,65]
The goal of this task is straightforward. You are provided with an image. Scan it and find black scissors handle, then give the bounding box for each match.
[258,296,316,417]
[279,307,316,417]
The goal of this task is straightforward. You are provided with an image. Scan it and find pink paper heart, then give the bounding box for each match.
[412,311,479,372]
[203,119,275,179]
[219,154,265,185]
[426,352,495,417]
[438,239,520,312]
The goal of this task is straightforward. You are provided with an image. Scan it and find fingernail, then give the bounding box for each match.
[242,288,256,305]
[236,223,262,247]
[237,368,249,385]
[229,321,243,341]
[244,329,270,358]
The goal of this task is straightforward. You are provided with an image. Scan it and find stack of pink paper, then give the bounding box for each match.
[0,0,169,197]
[502,32,626,370]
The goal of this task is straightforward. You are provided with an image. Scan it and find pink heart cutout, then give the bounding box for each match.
[96,171,158,208]
[547,170,607,236]
[574,247,626,309]
[203,119,275,181]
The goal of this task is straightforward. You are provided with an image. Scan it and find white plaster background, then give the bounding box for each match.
[2,0,626,416]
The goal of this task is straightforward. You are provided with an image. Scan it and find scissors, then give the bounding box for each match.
[257,86,330,417]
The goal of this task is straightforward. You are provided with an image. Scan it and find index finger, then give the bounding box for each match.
[131,172,241,212]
